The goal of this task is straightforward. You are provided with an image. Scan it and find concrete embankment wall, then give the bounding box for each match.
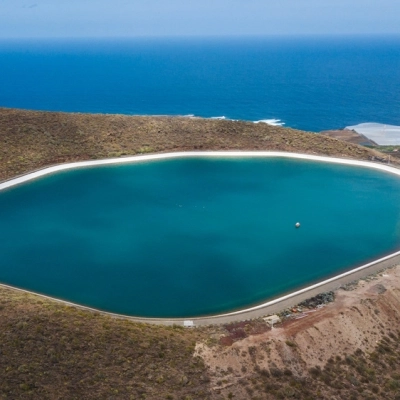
[3,250,399,327]
[1,151,400,326]
[139,251,400,326]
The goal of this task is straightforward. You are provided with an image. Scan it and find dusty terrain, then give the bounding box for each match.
[321,128,400,160]
[2,107,400,399]
[320,129,378,146]
[1,107,398,182]
[196,265,400,399]
[2,266,400,399]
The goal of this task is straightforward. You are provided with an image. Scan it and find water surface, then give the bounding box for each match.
[1,36,400,131]
[1,157,400,317]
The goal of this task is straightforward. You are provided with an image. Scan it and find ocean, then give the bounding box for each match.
[0,35,399,132]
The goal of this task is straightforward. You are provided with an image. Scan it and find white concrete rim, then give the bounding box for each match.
[1,150,400,322]
[1,151,400,191]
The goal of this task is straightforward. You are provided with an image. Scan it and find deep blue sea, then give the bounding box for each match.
[1,157,400,317]
[0,35,400,132]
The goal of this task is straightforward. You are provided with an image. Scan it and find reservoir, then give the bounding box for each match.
[1,154,400,318]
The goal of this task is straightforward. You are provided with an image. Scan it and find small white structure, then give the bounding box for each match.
[295,222,300,228]
[183,320,194,328]
[263,315,281,327]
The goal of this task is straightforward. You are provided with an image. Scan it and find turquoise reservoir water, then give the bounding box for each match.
[1,157,400,318]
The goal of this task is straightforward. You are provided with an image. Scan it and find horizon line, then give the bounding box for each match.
[1,33,400,41]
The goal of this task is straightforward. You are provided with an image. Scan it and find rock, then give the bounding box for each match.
[298,291,335,308]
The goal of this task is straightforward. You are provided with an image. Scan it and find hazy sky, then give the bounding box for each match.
[0,0,399,38]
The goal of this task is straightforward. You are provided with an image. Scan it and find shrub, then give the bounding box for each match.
[270,367,283,377]
[309,366,321,376]
[283,369,293,376]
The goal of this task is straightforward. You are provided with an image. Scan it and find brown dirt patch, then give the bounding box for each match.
[196,265,400,399]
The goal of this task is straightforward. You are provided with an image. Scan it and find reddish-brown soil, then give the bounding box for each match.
[320,129,377,146]
[196,265,400,399]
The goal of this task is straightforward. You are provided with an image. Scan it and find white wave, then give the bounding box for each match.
[183,114,285,126]
[254,119,285,127]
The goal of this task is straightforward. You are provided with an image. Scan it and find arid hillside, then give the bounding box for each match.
[1,107,396,182]
[1,107,400,399]
[197,266,400,399]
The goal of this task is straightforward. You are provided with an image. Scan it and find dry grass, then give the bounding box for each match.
[0,287,211,399]
[1,107,400,399]
[1,107,395,182]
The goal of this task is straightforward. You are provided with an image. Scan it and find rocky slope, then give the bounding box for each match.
[196,266,400,399]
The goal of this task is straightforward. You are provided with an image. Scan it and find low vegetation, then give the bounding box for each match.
[1,107,396,182]
[1,107,400,399]
[3,285,400,399]
[222,334,400,399]
[0,287,212,399]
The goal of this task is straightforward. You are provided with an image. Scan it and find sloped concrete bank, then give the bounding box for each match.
[1,151,400,326]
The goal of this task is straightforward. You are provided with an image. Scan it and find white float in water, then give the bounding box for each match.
[295,222,300,228]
